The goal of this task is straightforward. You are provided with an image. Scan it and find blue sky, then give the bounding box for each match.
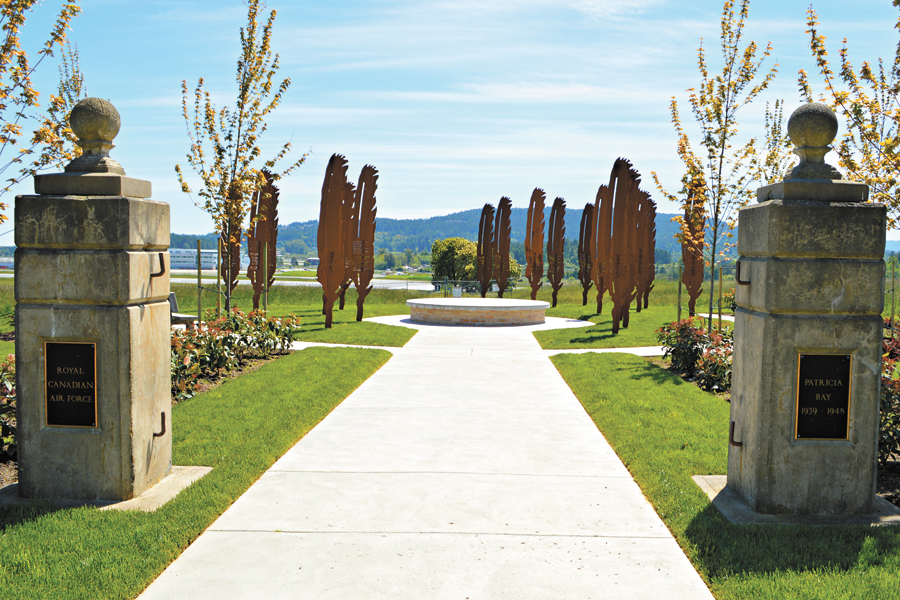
[4,0,897,238]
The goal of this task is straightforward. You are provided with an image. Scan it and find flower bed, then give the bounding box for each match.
[0,355,15,462]
[172,309,301,402]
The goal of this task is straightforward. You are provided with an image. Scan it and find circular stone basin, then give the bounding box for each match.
[407,298,550,326]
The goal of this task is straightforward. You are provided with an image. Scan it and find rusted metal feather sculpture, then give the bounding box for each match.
[247,170,279,310]
[219,185,243,306]
[317,154,349,329]
[607,158,640,334]
[592,159,657,325]
[547,197,566,308]
[353,165,378,321]
[525,188,545,300]
[682,186,705,316]
[338,177,358,311]
[494,197,512,298]
[578,202,594,306]
[592,183,612,314]
[637,191,656,311]
[477,204,495,297]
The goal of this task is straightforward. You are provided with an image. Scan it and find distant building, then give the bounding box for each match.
[170,248,219,270]
[306,257,320,266]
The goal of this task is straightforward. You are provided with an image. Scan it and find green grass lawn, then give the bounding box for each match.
[552,352,900,600]
[266,303,416,346]
[0,346,391,600]
[173,283,423,348]
[536,304,678,348]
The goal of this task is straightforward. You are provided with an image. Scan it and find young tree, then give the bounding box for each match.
[652,0,781,328]
[0,1,81,221]
[176,0,307,312]
[800,3,900,227]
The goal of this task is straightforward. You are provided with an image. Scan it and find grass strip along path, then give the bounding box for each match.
[0,347,390,600]
[172,283,420,347]
[537,304,675,349]
[552,353,900,600]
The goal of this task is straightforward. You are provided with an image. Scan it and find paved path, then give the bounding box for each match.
[139,317,713,600]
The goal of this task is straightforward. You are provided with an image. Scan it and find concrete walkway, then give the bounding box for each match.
[138,317,713,600]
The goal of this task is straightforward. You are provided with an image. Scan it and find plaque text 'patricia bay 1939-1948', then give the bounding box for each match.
[45,341,97,428]
[795,353,851,440]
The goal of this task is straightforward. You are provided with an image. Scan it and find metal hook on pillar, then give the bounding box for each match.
[150,252,166,278]
[735,260,750,286]
[729,421,743,448]
[153,412,166,438]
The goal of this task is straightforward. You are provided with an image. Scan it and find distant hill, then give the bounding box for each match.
[260,208,686,256]
[168,208,731,263]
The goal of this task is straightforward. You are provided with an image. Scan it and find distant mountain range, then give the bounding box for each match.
[171,208,688,257]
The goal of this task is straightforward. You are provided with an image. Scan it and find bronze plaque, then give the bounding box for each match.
[45,341,97,428]
[795,353,851,440]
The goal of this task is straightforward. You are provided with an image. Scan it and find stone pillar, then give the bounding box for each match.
[728,102,885,515]
[14,98,172,501]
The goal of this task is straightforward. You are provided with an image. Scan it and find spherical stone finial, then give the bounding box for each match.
[785,101,842,181]
[787,101,837,148]
[69,97,120,144]
[65,97,125,175]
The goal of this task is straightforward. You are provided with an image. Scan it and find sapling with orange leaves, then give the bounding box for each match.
[800,2,900,228]
[176,0,307,312]
[652,0,790,329]
[0,1,82,223]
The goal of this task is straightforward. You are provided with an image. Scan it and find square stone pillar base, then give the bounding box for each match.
[14,193,172,502]
[729,197,885,515]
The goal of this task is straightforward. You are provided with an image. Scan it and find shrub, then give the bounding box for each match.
[657,319,733,393]
[881,357,900,467]
[656,319,708,376]
[882,328,900,466]
[694,329,733,392]
[723,287,736,313]
[171,309,301,402]
[0,355,16,461]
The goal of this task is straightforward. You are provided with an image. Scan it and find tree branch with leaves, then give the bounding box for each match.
[0,0,81,221]
[652,0,787,328]
[175,0,307,312]
[800,2,900,228]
